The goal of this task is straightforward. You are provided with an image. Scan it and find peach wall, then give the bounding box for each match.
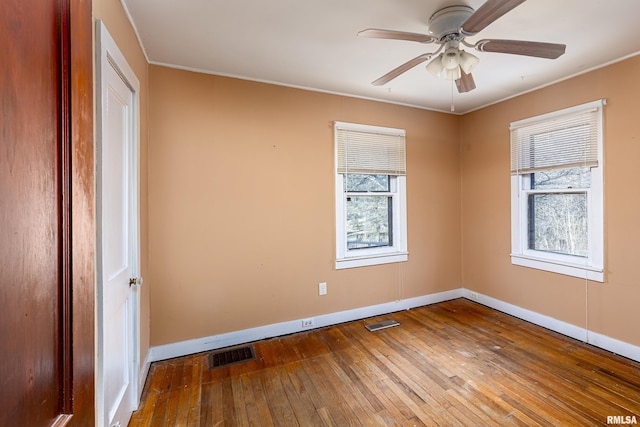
[148,66,461,346]
[92,0,151,362]
[97,0,639,352]
[461,55,640,346]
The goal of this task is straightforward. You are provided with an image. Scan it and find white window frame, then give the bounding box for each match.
[334,122,408,269]
[510,100,605,282]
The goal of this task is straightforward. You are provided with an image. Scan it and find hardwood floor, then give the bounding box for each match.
[130,299,640,426]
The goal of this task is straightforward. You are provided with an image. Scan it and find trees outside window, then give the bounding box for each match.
[510,100,604,281]
[334,122,407,270]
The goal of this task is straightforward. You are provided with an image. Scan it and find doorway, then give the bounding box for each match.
[96,20,142,427]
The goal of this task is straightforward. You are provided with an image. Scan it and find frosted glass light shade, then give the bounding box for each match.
[442,48,459,70]
[426,54,445,77]
[459,50,480,74]
[426,48,479,81]
[444,67,461,81]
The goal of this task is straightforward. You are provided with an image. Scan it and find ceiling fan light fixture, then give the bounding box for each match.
[426,54,445,77]
[442,47,460,70]
[444,66,461,81]
[426,50,465,80]
[361,2,566,93]
[459,50,480,74]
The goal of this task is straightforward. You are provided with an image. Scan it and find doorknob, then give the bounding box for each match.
[129,277,143,287]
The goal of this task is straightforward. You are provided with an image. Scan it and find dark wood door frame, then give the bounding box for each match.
[0,0,95,425]
[67,0,96,425]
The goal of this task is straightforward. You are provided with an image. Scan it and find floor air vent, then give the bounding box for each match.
[209,345,256,369]
[365,319,400,332]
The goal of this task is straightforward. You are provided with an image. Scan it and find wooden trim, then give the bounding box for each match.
[68,0,95,424]
[58,0,74,415]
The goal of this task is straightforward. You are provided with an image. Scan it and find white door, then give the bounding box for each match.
[96,21,141,427]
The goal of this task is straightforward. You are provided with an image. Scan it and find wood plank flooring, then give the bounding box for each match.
[129,299,640,426]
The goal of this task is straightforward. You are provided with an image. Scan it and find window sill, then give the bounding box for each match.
[336,252,408,270]
[511,254,604,282]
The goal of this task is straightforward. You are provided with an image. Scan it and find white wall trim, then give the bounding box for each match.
[147,287,639,365]
[138,350,152,399]
[461,288,640,363]
[148,289,463,362]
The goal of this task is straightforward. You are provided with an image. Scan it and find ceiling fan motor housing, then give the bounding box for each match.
[427,5,474,41]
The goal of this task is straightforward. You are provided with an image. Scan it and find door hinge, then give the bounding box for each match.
[129,277,143,287]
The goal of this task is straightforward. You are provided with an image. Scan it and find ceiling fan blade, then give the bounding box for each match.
[372,53,432,86]
[476,39,566,59]
[460,0,526,36]
[358,28,437,44]
[456,70,476,93]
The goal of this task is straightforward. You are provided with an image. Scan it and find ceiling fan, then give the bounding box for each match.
[358,0,566,93]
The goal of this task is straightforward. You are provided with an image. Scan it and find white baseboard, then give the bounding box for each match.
[148,287,640,364]
[148,288,463,362]
[461,288,640,363]
[139,351,152,395]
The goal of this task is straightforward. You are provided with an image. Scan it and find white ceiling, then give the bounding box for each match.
[122,0,640,114]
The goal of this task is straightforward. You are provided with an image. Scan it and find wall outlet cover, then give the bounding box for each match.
[319,282,327,295]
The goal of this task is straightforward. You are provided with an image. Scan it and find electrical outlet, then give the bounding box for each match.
[319,282,327,296]
[302,318,314,328]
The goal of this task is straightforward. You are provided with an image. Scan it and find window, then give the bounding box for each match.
[334,122,408,269]
[510,100,605,281]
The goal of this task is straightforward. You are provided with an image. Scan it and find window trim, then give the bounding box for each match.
[510,100,605,282]
[334,122,408,270]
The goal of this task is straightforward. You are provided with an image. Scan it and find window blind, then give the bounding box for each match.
[335,122,406,176]
[510,101,604,175]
